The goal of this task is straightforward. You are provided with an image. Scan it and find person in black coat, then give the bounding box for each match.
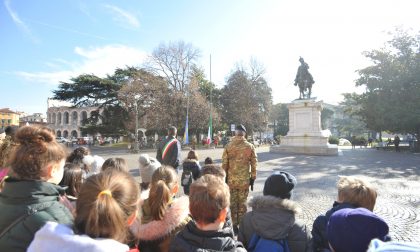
[156,126,181,170]
[312,176,378,252]
[181,150,201,195]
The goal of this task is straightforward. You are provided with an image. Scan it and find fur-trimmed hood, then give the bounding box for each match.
[182,159,198,164]
[131,196,190,241]
[248,195,301,213]
[246,195,301,240]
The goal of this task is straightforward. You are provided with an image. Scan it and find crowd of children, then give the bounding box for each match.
[0,125,419,252]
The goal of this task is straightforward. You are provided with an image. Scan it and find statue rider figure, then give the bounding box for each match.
[294,57,315,99]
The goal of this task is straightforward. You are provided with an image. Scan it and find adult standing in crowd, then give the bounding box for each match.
[0,128,5,144]
[0,126,18,185]
[156,126,181,171]
[394,135,401,152]
[222,124,257,234]
[0,126,18,169]
[0,126,73,252]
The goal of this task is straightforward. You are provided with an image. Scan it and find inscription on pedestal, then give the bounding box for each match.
[295,112,311,131]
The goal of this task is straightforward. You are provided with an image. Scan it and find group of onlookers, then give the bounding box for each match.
[0,125,419,252]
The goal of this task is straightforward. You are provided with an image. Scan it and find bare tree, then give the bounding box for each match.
[249,57,266,82]
[118,69,168,132]
[146,41,201,93]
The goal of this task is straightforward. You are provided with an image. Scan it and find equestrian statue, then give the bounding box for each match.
[294,57,315,99]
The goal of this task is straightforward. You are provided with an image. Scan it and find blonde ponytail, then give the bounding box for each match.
[75,170,139,243]
[148,166,178,221]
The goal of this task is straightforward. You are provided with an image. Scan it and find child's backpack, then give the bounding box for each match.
[248,233,290,252]
[181,169,193,186]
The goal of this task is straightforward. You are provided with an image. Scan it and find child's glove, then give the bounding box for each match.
[249,177,255,191]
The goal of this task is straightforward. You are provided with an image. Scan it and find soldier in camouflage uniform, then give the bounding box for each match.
[222,124,257,233]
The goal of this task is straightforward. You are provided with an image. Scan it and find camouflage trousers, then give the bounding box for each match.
[230,188,249,227]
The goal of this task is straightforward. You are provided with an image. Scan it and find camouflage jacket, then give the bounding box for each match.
[222,136,257,189]
[0,136,16,168]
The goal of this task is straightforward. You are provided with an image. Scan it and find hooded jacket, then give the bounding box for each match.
[170,221,246,252]
[0,178,74,252]
[131,196,191,252]
[181,159,201,194]
[182,159,201,181]
[238,195,312,252]
[27,222,131,252]
[312,201,357,252]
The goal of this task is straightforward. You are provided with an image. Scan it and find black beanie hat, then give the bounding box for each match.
[263,171,297,199]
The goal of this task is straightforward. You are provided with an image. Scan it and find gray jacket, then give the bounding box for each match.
[238,195,313,252]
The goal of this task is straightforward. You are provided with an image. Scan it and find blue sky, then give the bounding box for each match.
[1,0,419,114]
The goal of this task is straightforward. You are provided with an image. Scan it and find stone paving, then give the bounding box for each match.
[90,145,420,242]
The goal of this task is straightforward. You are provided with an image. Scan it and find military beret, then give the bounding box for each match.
[235,124,246,132]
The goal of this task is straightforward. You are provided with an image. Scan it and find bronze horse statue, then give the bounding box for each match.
[294,57,314,99]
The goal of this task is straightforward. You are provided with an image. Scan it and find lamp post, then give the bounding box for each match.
[133,94,140,153]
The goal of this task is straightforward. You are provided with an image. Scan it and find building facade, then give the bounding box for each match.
[0,108,20,130]
[47,99,98,138]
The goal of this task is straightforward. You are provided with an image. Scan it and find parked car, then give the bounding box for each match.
[56,137,70,143]
[77,136,93,145]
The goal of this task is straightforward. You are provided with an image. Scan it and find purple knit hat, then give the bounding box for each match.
[327,208,389,252]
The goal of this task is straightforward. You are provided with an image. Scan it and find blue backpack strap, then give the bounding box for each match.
[248,233,290,252]
[248,233,261,251]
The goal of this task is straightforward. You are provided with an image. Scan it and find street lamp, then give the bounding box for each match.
[133,94,140,153]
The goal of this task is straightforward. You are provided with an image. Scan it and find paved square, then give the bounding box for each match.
[92,145,420,242]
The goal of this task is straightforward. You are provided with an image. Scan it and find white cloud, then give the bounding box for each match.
[104,4,140,29]
[15,45,147,85]
[4,0,39,42]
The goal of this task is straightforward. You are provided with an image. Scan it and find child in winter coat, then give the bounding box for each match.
[312,176,378,252]
[59,162,84,200]
[131,166,190,252]
[181,150,201,195]
[200,164,234,237]
[170,174,246,252]
[101,157,129,173]
[28,170,141,252]
[82,154,105,177]
[238,171,312,252]
[327,208,389,252]
[138,154,161,191]
[0,126,73,252]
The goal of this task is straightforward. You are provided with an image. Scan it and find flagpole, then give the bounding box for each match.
[184,65,190,145]
[207,54,213,144]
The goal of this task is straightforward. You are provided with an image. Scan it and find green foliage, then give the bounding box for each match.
[328,135,339,144]
[220,69,272,134]
[353,28,420,140]
[351,136,367,146]
[333,96,368,138]
[321,107,334,129]
[54,74,120,107]
[53,67,167,136]
[270,103,289,136]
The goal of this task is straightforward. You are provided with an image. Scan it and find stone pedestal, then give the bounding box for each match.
[270,98,338,155]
